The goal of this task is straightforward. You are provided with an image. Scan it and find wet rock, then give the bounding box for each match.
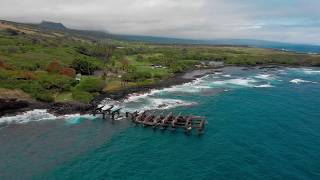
[48,102,93,116]
[0,98,30,116]
[158,104,168,108]
[258,65,280,69]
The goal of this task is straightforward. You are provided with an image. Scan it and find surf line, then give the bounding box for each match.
[92,105,207,136]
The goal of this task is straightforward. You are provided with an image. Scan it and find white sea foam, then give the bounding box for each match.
[124,75,211,101]
[302,69,320,75]
[222,74,232,78]
[0,109,97,126]
[254,74,274,80]
[63,114,94,119]
[0,109,57,125]
[125,92,154,102]
[290,68,320,75]
[64,114,98,125]
[65,116,86,125]
[277,69,287,75]
[254,84,274,88]
[163,84,211,93]
[124,98,195,112]
[211,78,257,87]
[290,79,317,84]
[165,75,211,93]
[99,90,197,113]
[151,98,195,109]
[98,75,211,112]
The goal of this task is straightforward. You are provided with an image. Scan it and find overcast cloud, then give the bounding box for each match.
[0,0,319,44]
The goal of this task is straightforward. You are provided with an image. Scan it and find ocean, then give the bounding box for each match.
[0,67,320,180]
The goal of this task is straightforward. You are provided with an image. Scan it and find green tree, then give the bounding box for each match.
[120,57,130,71]
[72,58,98,75]
[94,41,116,64]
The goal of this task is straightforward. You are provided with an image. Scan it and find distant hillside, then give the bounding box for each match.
[1,19,320,54]
[0,19,112,40]
[39,21,67,30]
[36,21,112,40]
[115,35,320,54]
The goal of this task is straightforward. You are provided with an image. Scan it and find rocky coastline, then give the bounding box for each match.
[0,68,223,117]
[0,65,288,117]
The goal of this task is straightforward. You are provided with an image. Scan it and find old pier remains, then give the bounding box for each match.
[92,105,206,135]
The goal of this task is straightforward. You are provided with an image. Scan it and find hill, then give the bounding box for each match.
[39,21,67,30]
[115,35,320,54]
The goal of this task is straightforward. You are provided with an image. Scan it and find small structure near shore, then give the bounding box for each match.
[91,106,206,135]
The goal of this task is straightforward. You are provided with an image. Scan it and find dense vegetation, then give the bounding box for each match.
[0,21,319,103]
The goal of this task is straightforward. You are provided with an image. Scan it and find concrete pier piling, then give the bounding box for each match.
[92,107,206,135]
[126,111,206,135]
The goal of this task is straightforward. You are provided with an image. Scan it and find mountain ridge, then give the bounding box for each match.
[39,21,67,30]
[1,19,319,54]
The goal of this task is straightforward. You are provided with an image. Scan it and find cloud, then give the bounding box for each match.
[0,0,319,44]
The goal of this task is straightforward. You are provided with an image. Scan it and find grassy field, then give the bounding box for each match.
[1,20,320,103]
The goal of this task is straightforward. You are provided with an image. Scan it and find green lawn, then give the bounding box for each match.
[55,92,73,102]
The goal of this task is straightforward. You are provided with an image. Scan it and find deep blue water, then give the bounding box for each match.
[0,67,320,179]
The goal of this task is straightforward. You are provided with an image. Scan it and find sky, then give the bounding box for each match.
[0,0,319,45]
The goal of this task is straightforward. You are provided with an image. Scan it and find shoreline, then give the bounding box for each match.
[0,64,310,117]
[0,68,222,117]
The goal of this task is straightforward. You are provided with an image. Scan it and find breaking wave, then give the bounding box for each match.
[210,78,257,87]
[289,68,320,75]
[0,110,97,126]
[254,74,274,80]
[123,98,196,112]
[254,84,274,88]
[302,69,320,75]
[290,79,317,84]
[122,75,211,101]
[97,76,212,113]
[0,109,57,125]
[159,75,211,94]
[222,74,232,78]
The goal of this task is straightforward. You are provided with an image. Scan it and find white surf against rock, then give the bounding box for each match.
[123,98,196,112]
[99,93,196,113]
[160,75,211,94]
[0,110,97,126]
[123,75,212,100]
[97,76,213,113]
[0,109,57,125]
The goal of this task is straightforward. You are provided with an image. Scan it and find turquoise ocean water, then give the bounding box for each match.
[0,67,319,179]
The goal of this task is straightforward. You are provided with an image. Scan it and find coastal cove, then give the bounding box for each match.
[1,66,320,179]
